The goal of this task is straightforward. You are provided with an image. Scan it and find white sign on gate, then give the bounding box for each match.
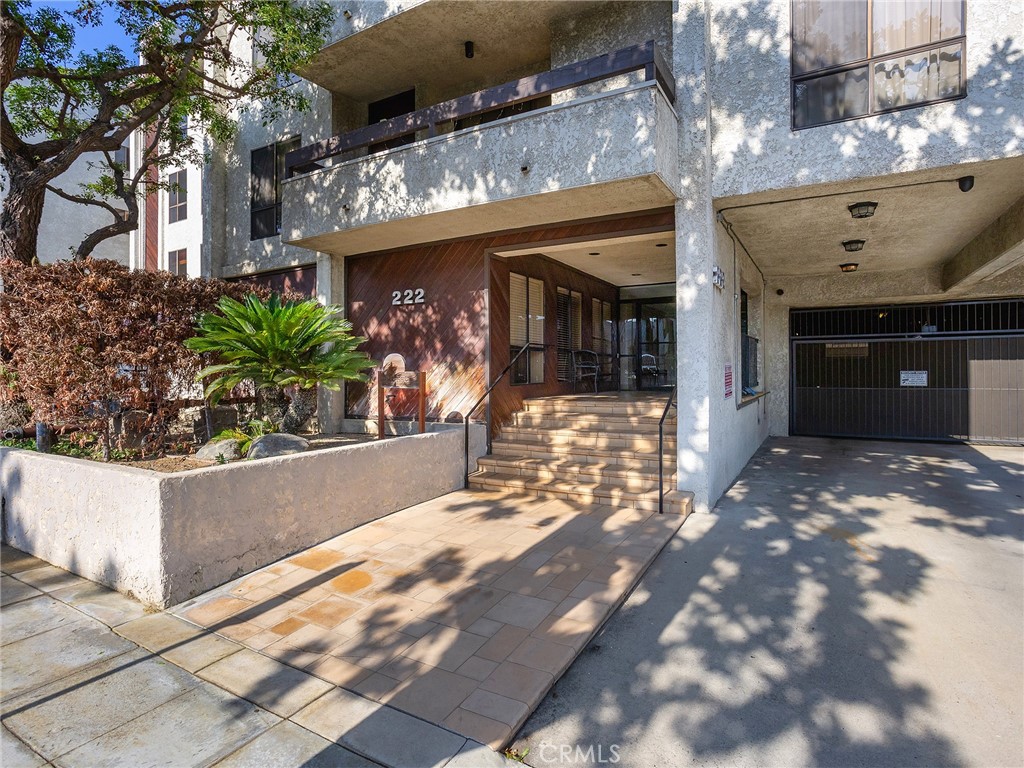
[900,370,928,387]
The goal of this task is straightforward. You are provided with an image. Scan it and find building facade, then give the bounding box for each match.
[133,0,1024,511]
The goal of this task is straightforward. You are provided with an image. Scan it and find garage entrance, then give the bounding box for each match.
[790,299,1023,445]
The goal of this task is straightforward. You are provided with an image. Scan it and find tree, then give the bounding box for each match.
[185,294,375,434]
[0,0,334,264]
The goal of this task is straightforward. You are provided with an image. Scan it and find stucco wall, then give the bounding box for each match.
[708,0,1024,198]
[0,451,163,599]
[0,427,485,607]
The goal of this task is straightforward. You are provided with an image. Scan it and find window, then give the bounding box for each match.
[556,288,582,381]
[792,0,965,129]
[250,136,301,240]
[510,273,545,385]
[592,299,614,375]
[168,248,187,276]
[167,170,186,223]
[740,290,759,392]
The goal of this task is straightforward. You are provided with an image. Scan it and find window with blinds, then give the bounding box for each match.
[510,273,545,385]
[557,288,582,381]
[592,298,614,374]
[791,0,965,129]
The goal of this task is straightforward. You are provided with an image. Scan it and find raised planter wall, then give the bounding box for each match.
[0,426,485,607]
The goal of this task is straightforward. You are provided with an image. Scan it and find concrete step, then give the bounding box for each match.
[487,439,672,469]
[512,410,676,431]
[468,470,693,514]
[524,401,674,419]
[497,426,676,453]
[478,454,676,492]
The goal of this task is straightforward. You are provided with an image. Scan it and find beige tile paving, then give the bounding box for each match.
[172,488,685,748]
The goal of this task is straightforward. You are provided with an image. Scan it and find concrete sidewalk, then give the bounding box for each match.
[0,545,508,768]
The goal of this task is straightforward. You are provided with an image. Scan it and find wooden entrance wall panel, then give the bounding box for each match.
[144,161,159,272]
[345,208,674,427]
[229,265,317,297]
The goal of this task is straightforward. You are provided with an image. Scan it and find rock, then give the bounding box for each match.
[247,433,309,460]
[0,399,31,432]
[195,438,242,462]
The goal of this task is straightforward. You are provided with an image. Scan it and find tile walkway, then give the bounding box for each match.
[172,489,685,749]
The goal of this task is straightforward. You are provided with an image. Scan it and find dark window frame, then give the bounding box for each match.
[790,0,967,130]
[250,135,301,241]
[167,169,187,223]
[167,248,187,276]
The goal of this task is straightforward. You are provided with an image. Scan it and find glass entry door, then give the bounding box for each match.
[638,300,676,390]
[618,299,676,390]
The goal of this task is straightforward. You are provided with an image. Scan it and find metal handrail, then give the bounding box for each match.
[657,385,677,514]
[464,342,533,487]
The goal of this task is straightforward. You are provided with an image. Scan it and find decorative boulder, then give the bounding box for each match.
[247,433,310,460]
[195,438,242,462]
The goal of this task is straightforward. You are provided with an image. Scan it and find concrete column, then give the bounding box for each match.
[316,252,347,434]
[673,0,716,512]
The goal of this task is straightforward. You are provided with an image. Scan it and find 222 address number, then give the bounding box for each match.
[392,288,425,305]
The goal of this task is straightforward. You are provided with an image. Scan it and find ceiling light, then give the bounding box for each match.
[842,239,865,252]
[588,251,600,256]
[839,262,859,273]
[848,201,878,219]
[631,273,642,276]
[655,243,668,247]
[957,175,974,192]
[464,41,474,59]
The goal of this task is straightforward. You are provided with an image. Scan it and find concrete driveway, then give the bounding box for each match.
[511,437,1024,768]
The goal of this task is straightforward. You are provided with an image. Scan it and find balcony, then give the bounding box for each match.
[281,42,679,256]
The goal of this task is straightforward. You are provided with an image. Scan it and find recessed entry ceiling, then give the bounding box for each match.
[719,156,1024,278]
[303,1,606,101]
[495,232,676,287]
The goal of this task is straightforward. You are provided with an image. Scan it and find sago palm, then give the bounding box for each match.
[185,294,374,433]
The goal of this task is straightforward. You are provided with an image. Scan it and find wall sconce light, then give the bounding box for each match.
[958,175,975,193]
[464,41,474,59]
[842,239,865,252]
[520,165,529,174]
[341,203,350,212]
[848,201,878,219]
[839,262,859,273]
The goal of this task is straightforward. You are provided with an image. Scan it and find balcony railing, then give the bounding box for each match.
[285,41,675,179]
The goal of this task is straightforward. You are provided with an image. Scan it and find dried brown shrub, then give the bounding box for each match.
[0,257,267,457]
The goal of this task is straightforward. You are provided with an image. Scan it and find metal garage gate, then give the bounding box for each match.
[791,299,1024,445]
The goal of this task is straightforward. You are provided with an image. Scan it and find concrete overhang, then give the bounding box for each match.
[716,155,1024,280]
[305,0,606,100]
[281,83,679,256]
[942,196,1024,291]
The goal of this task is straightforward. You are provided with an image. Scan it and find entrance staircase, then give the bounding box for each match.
[469,394,693,515]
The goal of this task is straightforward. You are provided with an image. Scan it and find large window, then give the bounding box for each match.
[510,272,545,385]
[250,136,301,240]
[167,170,186,223]
[792,0,965,129]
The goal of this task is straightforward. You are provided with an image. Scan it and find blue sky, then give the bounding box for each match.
[31,1,135,59]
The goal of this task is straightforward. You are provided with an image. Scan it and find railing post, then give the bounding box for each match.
[418,370,427,434]
[377,374,385,440]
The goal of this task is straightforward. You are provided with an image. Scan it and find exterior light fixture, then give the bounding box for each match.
[464,41,474,59]
[588,251,600,256]
[655,243,668,247]
[343,9,352,19]
[631,273,642,277]
[839,263,859,273]
[958,175,975,192]
[848,201,878,219]
[842,239,865,252]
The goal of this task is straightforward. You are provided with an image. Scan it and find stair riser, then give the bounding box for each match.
[513,413,676,430]
[525,403,671,418]
[468,476,690,514]
[499,430,676,452]
[476,461,675,492]
[489,443,671,469]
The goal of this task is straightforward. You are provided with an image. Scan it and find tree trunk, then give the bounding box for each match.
[281,387,317,434]
[256,386,288,426]
[0,178,45,265]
